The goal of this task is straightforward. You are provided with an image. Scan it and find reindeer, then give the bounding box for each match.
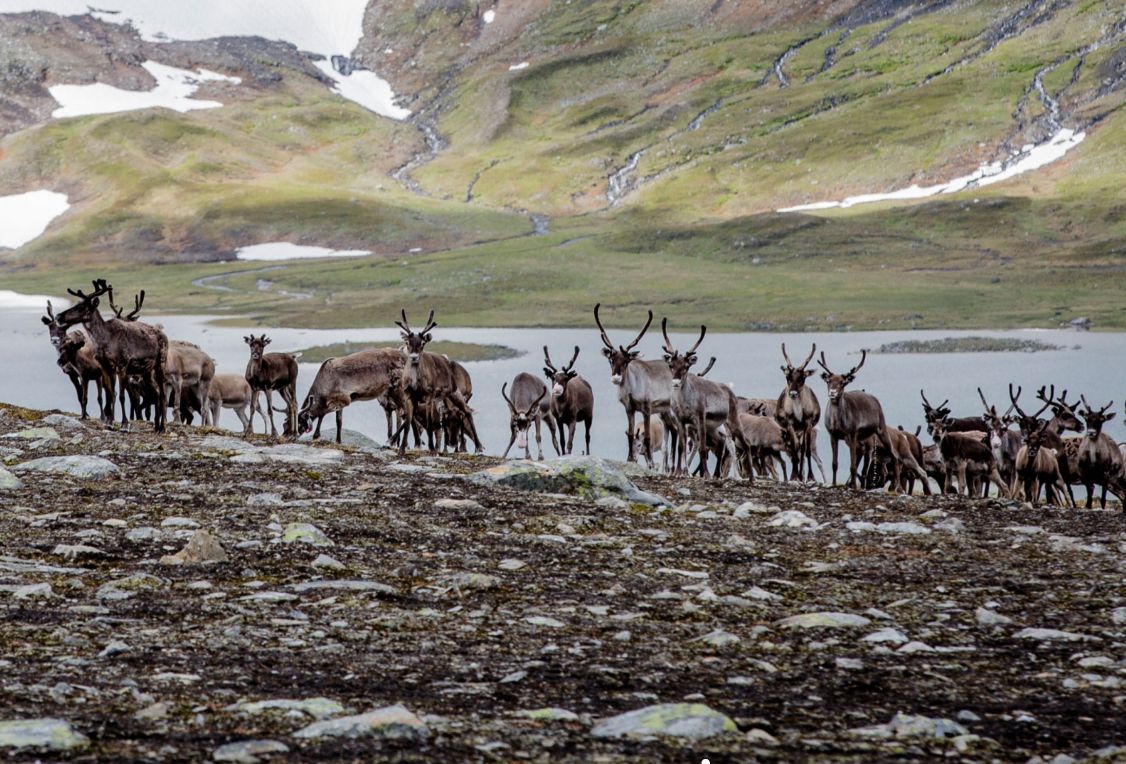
[501,375,554,459]
[543,345,594,455]
[1077,397,1122,509]
[442,360,478,453]
[660,319,737,478]
[207,373,253,432]
[775,343,826,482]
[920,390,987,436]
[243,334,299,437]
[53,279,168,433]
[594,304,677,466]
[740,398,778,417]
[633,415,668,471]
[1033,385,1086,505]
[166,340,215,425]
[41,300,112,420]
[297,348,406,444]
[978,388,1022,490]
[817,351,897,490]
[863,426,932,495]
[392,309,483,454]
[1008,386,1072,506]
[732,413,787,481]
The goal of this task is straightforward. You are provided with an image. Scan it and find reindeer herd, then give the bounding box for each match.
[38,281,1125,510]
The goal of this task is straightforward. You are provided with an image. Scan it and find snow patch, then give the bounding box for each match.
[483,9,496,23]
[509,62,529,71]
[0,1,409,119]
[0,190,70,249]
[50,61,239,118]
[779,128,1085,213]
[0,290,67,309]
[312,60,410,121]
[236,242,371,262]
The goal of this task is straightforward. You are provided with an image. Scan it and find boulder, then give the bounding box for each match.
[160,530,229,565]
[213,739,290,763]
[470,456,666,505]
[292,704,428,741]
[12,455,119,480]
[591,703,737,740]
[0,718,88,751]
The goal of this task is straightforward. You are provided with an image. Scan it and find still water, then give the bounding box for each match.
[3,299,1123,459]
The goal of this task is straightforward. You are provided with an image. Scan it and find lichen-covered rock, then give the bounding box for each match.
[212,738,290,762]
[0,718,89,751]
[850,712,969,740]
[776,612,871,629]
[12,455,119,480]
[0,467,23,490]
[292,704,428,740]
[2,426,60,441]
[591,703,737,740]
[470,456,666,505]
[160,530,229,565]
[225,697,347,720]
[281,523,333,547]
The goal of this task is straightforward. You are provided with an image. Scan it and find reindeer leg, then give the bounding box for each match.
[503,425,517,459]
[584,417,592,456]
[625,406,638,463]
[264,390,278,437]
[830,435,840,486]
[335,409,343,444]
[535,417,544,461]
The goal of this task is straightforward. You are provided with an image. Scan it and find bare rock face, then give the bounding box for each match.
[591,703,737,740]
[159,529,228,565]
[0,718,89,751]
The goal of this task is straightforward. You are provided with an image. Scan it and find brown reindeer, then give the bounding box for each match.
[920,390,987,436]
[1008,386,1072,506]
[543,345,595,456]
[41,301,112,420]
[775,343,825,482]
[733,413,787,481]
[166,340,215,425]
[1077,397,1122,509]
[297,348,405,444]
[443,360,478,453]
[392,309,483,454]
[927,416,1006,498]
[243,334,299,437]
[818,350,896,489]
[501,375,554,460]
[53,279,168,433]
[207,373,253,432]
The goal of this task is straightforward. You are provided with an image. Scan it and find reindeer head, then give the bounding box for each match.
[1008,384,1054,438]
[244,334,271,361]
[817,350,866,403]
[660,317,706,389]
[1079,396,1115,440]
[780,342,816,399]
[41,300,68,348]
[502,382,545,451]
[1036,385,1084,434]
[395,308,436,367]
[54,279,112,329]
[594,303,653,385]
[543,345,580,398]
[919,389,953,434]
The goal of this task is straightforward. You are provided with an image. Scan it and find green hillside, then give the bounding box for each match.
[0,0,1123,330]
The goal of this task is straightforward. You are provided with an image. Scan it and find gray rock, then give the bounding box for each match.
[776,612,871,629]
[160,530,229,566]
[0,468,22,490]
[769,510,818,528]
[443,572,500,591]
[591,703,737,740]
[836,657,864,670]
[694,629,740,647]
[292,704,428,741]
[2,427,60,441]
[126,527,163,542]
[311,554,345,571]
[526,616,566,628]
[515,707,580,722]
[498,558,527,571]
[41,414,84,431]
[231,443,344,466]
[847,520,931,535]
[98,640,130,658]
[12,455,119,480]
[1111,607,1126,626]
[470,456,667,505]
[213,739,290,763]
[225,697,347,720]
[0,718,89,751]
[281,523,333,547]
[850,712,969,740]
[975,607,1013,626]
[96,573,164,601]
[246,493,284,506]
[434,498,484,511]
[862,628,908,645]
[1015,628,1097,642]
[161,517,200,529]
[290,580,395,595]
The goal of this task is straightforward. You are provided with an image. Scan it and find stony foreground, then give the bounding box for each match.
[0,404,1124,763]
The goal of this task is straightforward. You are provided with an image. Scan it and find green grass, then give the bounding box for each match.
[876,337,1066,353]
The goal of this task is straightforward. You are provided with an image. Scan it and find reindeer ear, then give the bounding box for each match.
[543,367,553,378]
[423,332,432,342]
[90,297,100,308]
[601,347,611,358]
[264,337,271,346]
[1107,412,1116,422]
[804,369,815,378]
[779,365,786,373]
[41,316,51,325]
[629,351,640,359]
[244,336,251,344]
[820,371,830,381]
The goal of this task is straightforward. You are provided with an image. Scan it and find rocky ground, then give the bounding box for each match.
[0,402,1125,763]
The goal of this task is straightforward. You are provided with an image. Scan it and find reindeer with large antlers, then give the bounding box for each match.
[1008,385,1072,506]
[53,279,168,432]
[919,390,987,437]
[543,345,594,456]
[392,309,483,454]
[775,343,826,482]
[41,300,113,420]
[594,304,677,466]
[243,334,299,437]
[978,387,1022,491]
[501,374,556,460]
[660,318,738,478]
[1077,397,1123,509]
[818,350,898,490]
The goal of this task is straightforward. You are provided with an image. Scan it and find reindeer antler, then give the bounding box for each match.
[817,351,833,374]
[624,310,653,351]
[126,290,145,320]
[500,382,515,413]
[563,345,580,372]
[593,303,614,350]
[660,317,676,355]
[686,325,707,356]
[420,309,437,334]
[395,308,411,334]
[1035,385,1057,408]
[696,357,717,377]
[525,387,547,416]
[543,345,557,373]
[799,343,816,370]
[848,349,867,377]
[45,300,55,320]
[781,342,793,368]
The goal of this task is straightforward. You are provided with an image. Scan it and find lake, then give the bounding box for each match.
[4,297,1123,461]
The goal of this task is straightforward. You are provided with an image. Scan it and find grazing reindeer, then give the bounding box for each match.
[733,413,787,481]
[818,350,896,489]
[53,279,168,433]
[543,345,594,455]
[297,348,405,444]
[501,375,553,459]
[633,414,668,471]
[243,334,299,437]
[1008,386,1071,506]
[207,373,253,432]
[443,360,477,453]
[775,343,825,482]
[41,301,111,420]
[660,319,737,478]
[594,304,676,466]
[393,309,483,454]
[1077,397,1122,509]
[927,416,1005,497]
[864,426,932,495]
[166,340,215,425]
